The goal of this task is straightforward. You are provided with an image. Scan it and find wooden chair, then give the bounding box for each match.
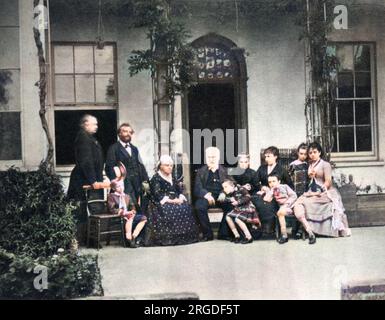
[83,186,126,250]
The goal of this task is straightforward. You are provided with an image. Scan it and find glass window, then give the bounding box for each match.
[53,43,118,166]
[329,43,374,153]
[0,112,21,160]
[53,46,73,74]
[0,70,20,111]
[53,44,117,104]
[0,69,21,160]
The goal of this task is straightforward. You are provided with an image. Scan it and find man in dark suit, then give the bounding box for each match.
[194,147,231,241]
[67,114,105,201]
[105,123,149,212]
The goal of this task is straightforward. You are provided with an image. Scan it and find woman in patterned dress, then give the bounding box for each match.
[146,155,200,246]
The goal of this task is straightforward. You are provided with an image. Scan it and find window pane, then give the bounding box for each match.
[338,127,354,152]
[356,126,372,151]
[337,100,353,125]
[355,100,371,125]
[331,126,338,152]
[74,46,94,73]
[55,110,117,165]
[0,69,20,111]
[95,75,116,103]
[336,45,353,72]
[95,46,114,73]
[75,75,95,103]
[337,72,354,98]
[55,75,75,103]
[355,72,371,97]
[354,45,371,71]
[0,112,21,160]
[54,46,73,74]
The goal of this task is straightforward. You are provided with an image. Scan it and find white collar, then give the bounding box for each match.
[119,139,131,148]
[208,165,219,173]
[158,170,173,185]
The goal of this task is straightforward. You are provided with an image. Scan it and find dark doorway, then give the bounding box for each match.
[55,110,117,165]
[188,83,236,176]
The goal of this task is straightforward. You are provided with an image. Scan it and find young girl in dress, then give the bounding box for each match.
[221,179,260,244]
[107,166,147,248]
[288,143,309,239]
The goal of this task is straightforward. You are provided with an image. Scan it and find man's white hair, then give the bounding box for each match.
[205,146,220,157]
[80,114,97,128]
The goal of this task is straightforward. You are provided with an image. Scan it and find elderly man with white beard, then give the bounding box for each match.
[194,147,232,241]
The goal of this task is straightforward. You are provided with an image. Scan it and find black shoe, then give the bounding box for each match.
[200,236,214,242]
[129,239,139,248]
[293,230,303,240]
[277,235,289,244]
[308,233,316,245]
[233,237,241,244]
[241,237,253,244]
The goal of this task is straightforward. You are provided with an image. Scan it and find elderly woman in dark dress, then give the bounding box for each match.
[231,153,259,194]
[253,146,294,233]
[146,155,200,246]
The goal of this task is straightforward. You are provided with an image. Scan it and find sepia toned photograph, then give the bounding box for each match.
[0,0,384,303]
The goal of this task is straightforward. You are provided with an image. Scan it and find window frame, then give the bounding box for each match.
[52,41,119,108]
[328,41,378,162]
[51,42,119,168]
[0,67,23,162]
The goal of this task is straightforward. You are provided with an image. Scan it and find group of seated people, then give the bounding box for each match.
[107,142,351,248]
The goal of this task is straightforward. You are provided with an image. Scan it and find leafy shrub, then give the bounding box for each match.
[0,164,77,258]
[0,249,103,299]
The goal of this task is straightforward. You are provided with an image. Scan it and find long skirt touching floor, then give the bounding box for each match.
[145,202,200,246]
[294,188,351,237]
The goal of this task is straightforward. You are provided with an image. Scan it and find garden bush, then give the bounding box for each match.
[0,164,77,258]
[0,249,103,299]
[0,164,103,299]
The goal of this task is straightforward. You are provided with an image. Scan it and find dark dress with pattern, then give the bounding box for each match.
[146,173,200,246]
[226,187,260,225]
[288,160,309,197]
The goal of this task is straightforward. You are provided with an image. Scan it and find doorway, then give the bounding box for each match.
[182,33,248,197]
[188,83,236,175]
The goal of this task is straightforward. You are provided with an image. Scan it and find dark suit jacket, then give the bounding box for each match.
[105,142,149,199]
[255,163,294,190]
[232,168,259,194]
[194,165,228,199]
[67,129,104,201]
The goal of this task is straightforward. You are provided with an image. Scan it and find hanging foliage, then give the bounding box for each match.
[126,0,338,157]
[301,0,338,161]
[127,0,197,101]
